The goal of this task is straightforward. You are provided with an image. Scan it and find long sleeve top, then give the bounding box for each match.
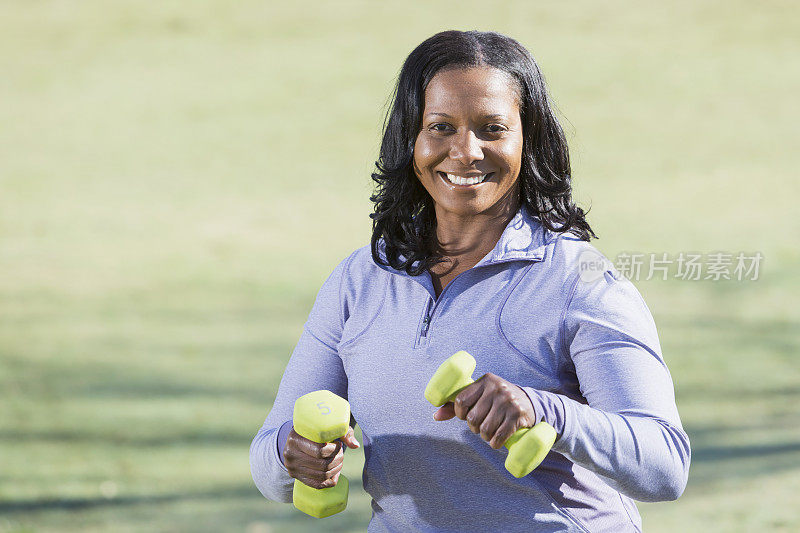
[250,205,691,532]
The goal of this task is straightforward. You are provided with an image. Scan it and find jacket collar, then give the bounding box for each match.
[375,204,552,278]
[477,203,550,266]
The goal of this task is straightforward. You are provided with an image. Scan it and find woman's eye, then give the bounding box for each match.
[429,123,505,134]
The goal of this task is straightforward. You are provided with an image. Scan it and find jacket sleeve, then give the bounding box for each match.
[249,253,353,503]
[520,268,691,502]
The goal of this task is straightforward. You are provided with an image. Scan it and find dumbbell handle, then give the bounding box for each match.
[440,378,556,478]
[426,351,556,478]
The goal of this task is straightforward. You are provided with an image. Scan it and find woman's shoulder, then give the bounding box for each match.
[324,244,390,297]
[309,246,387,322]
[545,231,622,283]
[337,244,386,277]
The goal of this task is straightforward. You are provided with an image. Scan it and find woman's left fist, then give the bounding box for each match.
[433,373,537,449]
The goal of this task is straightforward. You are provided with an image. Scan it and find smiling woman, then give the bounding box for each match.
[251,30,690,532]
[415,67,523,209]
[411,66,528,296]
[371,31,596,283]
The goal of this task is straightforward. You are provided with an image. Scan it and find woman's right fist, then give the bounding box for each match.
[283,426,360,489]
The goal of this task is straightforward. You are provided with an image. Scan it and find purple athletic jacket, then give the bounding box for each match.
[250,205,690,532]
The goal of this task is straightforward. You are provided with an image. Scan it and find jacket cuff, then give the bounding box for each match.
[276,419,293,468]
[518,386,569,449]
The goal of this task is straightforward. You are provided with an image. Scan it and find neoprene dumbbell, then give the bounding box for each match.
[291,390,351,518]
[425,350,557,478]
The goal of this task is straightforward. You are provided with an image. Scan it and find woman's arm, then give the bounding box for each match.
[521,268,691,502]
[249,253,354,503]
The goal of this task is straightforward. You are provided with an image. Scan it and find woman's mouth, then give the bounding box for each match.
[437,172,493,187]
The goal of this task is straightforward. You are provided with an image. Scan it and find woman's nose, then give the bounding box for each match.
[448,130,484,166]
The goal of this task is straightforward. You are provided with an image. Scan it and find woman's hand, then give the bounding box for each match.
[433,373,537,449]
[283,427,360,489]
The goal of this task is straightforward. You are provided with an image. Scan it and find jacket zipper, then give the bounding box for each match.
[417,268,473,344]
[420,298,434,338]
[415,257,543,347]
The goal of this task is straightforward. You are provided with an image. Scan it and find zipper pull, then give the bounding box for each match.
[419,297,434,339]
[421,311,432,336]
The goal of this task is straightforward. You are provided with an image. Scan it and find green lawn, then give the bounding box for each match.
[1,1,798,531]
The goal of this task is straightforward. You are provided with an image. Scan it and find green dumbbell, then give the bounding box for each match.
[425,350,557,478]
[291,390,351,518]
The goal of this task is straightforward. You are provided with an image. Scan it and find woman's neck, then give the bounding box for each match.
[436,208,514,257]
[427,200,520,299]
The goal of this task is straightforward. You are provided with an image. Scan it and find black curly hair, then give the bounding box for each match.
[370,30,596,276]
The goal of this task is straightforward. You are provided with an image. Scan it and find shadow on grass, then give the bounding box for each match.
[0,485,255,513]
[685,414,800,440]
[0,428,253,447]
[683,422,800,487]
[690,441,800,462]
[678,385,800,401]
[0,478,364,515]
[2,349,283,406]
[659,316,799,357]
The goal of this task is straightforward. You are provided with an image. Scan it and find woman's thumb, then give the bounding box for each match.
[343,427,360,449]
[433,402,456,421]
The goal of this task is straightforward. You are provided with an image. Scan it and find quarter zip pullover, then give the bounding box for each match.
[250,205,690,532]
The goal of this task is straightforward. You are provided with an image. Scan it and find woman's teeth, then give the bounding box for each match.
[443,173,489,185]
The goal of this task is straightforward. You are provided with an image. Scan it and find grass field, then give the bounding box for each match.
[1,1,799,531]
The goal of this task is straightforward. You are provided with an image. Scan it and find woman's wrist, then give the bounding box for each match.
[516,386,568,445]
[276,419,294,466]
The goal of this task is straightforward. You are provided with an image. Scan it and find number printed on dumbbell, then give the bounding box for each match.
[316,401,331,415]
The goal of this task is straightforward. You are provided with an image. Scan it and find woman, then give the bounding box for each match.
[251,30,690,532]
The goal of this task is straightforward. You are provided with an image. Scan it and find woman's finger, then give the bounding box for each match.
[478,401,505,443]
[316,440,343,459]
[315,449,344,470]
[286,445,344,471]
[290,460,344,484]
[489,418,518,449]
[286,429,342,460]
[465,391,493,434]
[433,402,456,421]
[453,380,485,419]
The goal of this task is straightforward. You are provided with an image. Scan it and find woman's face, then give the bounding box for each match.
[413,66,524,219]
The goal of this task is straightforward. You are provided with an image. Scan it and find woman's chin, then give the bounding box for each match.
[434,200,490,218]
